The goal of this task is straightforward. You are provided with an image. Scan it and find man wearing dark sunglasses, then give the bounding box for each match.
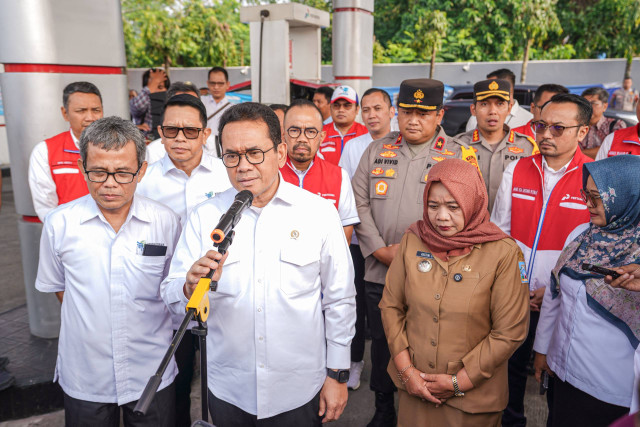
[137,94,230,426]
[491,93,594,427]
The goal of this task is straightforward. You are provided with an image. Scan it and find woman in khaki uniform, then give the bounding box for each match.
[380,159,529,426]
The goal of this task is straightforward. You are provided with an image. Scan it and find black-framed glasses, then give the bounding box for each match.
[532,121,584,137]
[286,126,320,139]
[580,188,602,206]
[160,126,203,139]
[83,164,142,184]
[221,146,276,168]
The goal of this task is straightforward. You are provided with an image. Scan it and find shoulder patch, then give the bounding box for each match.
[433,136,446,151]
[517,250,529,284]
[527,136,540,155]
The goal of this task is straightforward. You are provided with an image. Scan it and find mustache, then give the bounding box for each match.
[538,138,556,147]
[293,143,311,151]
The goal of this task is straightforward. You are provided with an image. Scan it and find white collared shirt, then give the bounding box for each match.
[202,94,233,155]
[36,195,181,405]
[533,229,635,407]
[161,180,356,419]
[28,130,79,221]
[339,132,373,180]
[287,160,359,228]
[137,151,231,224]
[145,138,165,165]
[466,100,534,132]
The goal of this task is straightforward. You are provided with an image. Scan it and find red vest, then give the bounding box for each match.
[280,155,342,210]
[46,131,89,205]
[606,124,640,157]
[511,151,592,252]
[319,121,368,165]
[512,120,535,139]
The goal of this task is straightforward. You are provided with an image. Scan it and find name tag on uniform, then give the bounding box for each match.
[416,251,433,259]
[142,243,167,256]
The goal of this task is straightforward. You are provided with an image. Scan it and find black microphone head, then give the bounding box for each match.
[236,190,254,205]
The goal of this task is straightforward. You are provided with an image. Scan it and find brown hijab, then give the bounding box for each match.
[407,158,508,261]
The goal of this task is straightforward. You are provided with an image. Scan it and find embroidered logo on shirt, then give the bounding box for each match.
[383,144,400,150]
[431,156,445,162]
[375,180,389,196]
[517,251,529,284]
[371,168,384,176]
[205,191,214,198]
[379,151,397,158]
[443,149,455,156]
[384,169,396,178]
[290,230,300,239]
[136,240,146,255]
[508,147,524,154]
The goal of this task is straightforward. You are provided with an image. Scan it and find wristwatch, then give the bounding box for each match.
[327,368,350,383]
[452,374,465,397]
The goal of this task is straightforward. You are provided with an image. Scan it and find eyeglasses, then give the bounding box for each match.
[287,126,320,139]
[221,146,276,168]
[84,165,142,184]
[532,121,584,137]
[580,188,602,206]
[160,126,203,139]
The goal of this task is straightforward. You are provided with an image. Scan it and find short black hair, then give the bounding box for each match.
[285,99,324,125]
[142,68,170,90]
[362,88,392,107]
[314,86,334,104]
[166,81,200,99]
[208,66,229,82]
[269,104,289,114]
[543,93,592,126]
[533,84,569,104]
[161,94,208,128]
[218,102,281,148]
[486,68,516,86]
[63,82,102,109]
[581,87,609,104]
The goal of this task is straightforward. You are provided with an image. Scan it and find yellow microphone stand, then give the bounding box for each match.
[134,231,235,422]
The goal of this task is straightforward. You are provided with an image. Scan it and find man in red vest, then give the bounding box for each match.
[281,99,359,242]
[596,96,640,160]
[28,81,103,301]
[320,85,368,165]
[491,93,593,427]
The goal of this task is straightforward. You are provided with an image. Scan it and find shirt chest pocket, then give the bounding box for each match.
[213,250,242,298]
[280,243,321,296]
[128,255,166,300]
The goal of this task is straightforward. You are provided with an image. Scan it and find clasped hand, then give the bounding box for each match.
[403,367,454,405]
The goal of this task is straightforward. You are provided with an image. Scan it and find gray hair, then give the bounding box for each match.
[80,116,146,166]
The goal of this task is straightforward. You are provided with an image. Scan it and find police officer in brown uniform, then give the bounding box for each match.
[352,79,476,427]
[453,79,539,211]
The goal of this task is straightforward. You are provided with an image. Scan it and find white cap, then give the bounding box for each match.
[331,85,359,105]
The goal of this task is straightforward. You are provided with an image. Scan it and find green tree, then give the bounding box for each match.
[406,9,448,78]
[512,0,561,82]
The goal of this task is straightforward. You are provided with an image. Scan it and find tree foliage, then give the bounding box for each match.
[122,0,640,72]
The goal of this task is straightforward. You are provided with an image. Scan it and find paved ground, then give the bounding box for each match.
[0,176,549,426]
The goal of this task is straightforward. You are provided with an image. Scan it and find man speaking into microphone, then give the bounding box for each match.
[161,103,356,426]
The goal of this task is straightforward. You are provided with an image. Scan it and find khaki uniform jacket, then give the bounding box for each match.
[353,127,466,284]
[380,232,529,414]
[453,127,538,211]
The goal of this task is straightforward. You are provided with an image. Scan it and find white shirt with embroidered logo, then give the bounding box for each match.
[35,194,181,405]
[28,129,79,221]
[137,152,231,225]
[161,180,356,419]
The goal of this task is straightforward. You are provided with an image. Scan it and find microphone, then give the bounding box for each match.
[210,190,253,244]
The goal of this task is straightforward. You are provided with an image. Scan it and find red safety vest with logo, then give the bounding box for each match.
[280,155,342,210]
[606,124,640,157]
[512,120,535,139]
[319,121,368,165]
[46,131,89,205]
[510,151,592,284]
